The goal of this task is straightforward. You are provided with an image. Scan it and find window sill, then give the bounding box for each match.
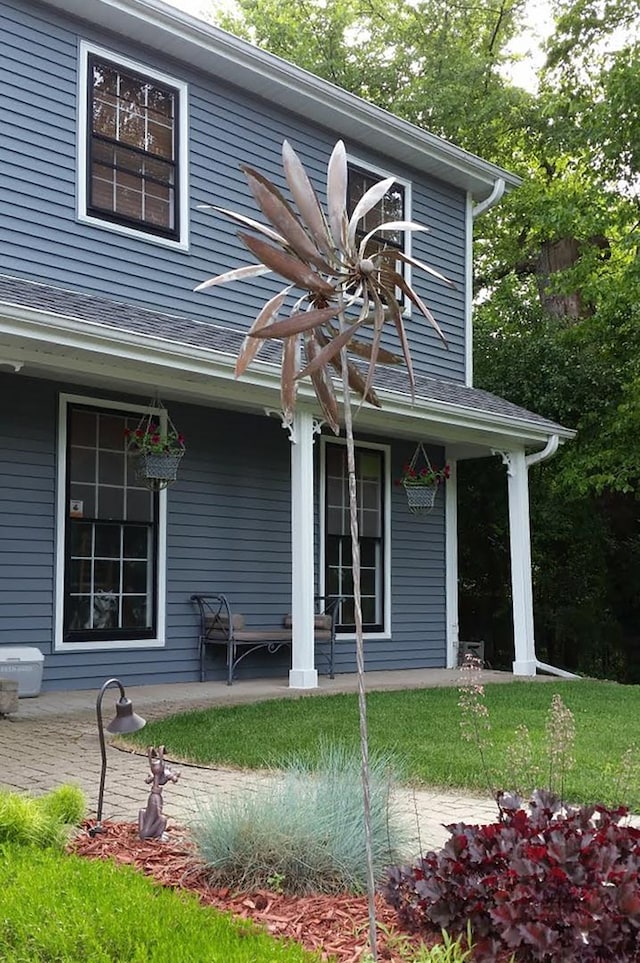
[336,632,391,642]
[77,212,189,252]
[54,637,165,653]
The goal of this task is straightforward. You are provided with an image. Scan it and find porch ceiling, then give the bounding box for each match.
[0,274,574,458]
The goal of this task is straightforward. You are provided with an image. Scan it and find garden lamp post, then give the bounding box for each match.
[89,677,146,836]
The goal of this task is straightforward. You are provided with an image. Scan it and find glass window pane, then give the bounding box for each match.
[99,451,125,485]
[123,596,149,629]
[360,479,379,510]
[94,559,120,592]
[70,409,96,447]
[69,484,95,518]
[69,448,95,484]
[361,568,376,597]
[99,415,126,450]
[92,592,119,629]
[67,597,91,632]
[359,452,380,479]
[360,539,377,567]
[360,508,380,538]
[341,597,355,625]
[94,524,120,558]
[123,560,148,593]
[97,486,124,519]
[361,596,376,624]
[70,522,92,557]
[123,525,149,558]
[69,559,92,594]
[327,506,346,536]
[126,489,153,522]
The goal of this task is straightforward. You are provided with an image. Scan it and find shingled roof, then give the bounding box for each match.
[0,274,571,437]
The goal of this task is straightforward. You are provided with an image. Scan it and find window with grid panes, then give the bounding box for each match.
[63,405,157,641]
[347,164,406,286]
[325,444,384,632]
[87,56,179,238]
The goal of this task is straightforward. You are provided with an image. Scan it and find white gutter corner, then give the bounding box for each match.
[472,178,506,219]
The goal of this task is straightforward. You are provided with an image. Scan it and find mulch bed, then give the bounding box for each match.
[69,820,429,962]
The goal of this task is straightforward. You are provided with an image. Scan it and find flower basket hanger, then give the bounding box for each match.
[125,399,185,492]
[400,442,449,515]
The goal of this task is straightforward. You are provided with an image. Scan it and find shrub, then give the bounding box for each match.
[192,744,407,894]
[384,790,640,962]
[0,784,85,848]
[0,843,318,962]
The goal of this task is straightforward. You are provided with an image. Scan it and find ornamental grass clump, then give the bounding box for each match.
[0,784,85,848]
[191,744,407,895]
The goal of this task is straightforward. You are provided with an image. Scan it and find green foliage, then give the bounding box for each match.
[362,922,481,961]
[123,681,640,809]
[191,744,406,893]
[0,843,319,962]
[218,0,531,159]
[0,784,85,849]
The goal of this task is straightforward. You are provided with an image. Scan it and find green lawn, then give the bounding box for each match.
[0,843,320,963]
[121,680,640,809]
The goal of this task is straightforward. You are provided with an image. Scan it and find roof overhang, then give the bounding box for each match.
[44,0,521,202]
[0,299,574,457]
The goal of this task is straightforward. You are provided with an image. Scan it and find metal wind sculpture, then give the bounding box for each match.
[196,139,452,959]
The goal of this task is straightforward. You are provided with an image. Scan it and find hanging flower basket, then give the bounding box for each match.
[134,451,184,483]
[125,400,186,492]
[398,442,450,515]
[403,479,439,513]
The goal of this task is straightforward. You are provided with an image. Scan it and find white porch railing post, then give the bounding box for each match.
[289,407,318,689]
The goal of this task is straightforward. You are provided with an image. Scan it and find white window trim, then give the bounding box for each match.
[346,152,412,311]
[54,393,167,652]
[319,436,392,641]
[77,41,190,251]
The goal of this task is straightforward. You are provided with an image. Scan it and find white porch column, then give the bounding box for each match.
[445,456,459,668]
[499,448,537,676]
[288,407,318,689]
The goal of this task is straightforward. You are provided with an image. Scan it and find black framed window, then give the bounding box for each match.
[347,164,406,284]
[87,56,179,238]
[63,405,158,642]
[325,444,385,633]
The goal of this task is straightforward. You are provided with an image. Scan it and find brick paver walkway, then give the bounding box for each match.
[0,669,534,852]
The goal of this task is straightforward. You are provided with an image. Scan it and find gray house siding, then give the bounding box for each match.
[2,0,466,384]
[0,373,446,690]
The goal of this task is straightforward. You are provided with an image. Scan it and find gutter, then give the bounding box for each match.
[472,178,506,218]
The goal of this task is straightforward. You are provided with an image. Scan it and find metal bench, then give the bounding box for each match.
[190,593,339,685]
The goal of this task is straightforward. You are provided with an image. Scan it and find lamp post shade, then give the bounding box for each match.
[90,678,147,834]
[106,696,146,734]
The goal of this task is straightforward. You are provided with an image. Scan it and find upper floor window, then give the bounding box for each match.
[347,162,409,285]
[78,43,189,250]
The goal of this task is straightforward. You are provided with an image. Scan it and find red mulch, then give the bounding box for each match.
[69,820,431,962]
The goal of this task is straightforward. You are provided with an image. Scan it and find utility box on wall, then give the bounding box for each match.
[0,647,44,697]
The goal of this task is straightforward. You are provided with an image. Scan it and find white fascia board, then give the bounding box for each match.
[0,301,571,445]
[370,388,575,444]
[47,0,520,202]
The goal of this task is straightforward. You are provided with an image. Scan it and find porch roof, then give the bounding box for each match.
[0,274,574,454]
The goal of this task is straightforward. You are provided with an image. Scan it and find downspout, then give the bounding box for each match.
[526,434,579,679]
[465,179,506,387]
